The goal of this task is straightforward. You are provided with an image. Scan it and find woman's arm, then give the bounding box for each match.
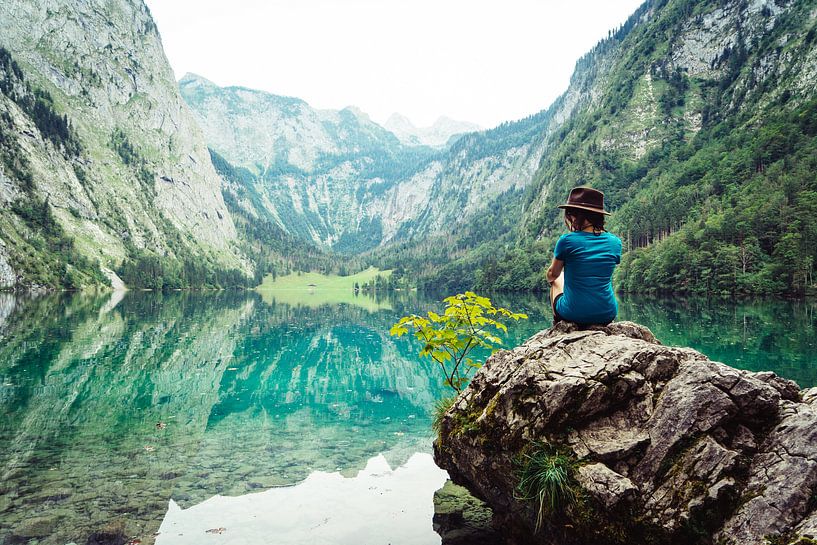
[546,258,564,285]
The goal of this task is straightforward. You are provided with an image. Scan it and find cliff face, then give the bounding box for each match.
[180,73,427,249]
[435,321,817,545]
[0,0,248,289]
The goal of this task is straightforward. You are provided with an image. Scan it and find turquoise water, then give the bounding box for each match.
[0,290,815,544]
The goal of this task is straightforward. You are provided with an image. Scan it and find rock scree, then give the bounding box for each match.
[433,321,817,545]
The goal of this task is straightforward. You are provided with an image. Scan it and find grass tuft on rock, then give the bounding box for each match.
[515,442,577,533]
[432,396,457,436]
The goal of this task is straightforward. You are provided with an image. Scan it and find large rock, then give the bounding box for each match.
[434,321,817,545]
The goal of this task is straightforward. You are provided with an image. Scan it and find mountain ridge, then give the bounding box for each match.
[180,74,551,255]
[472,0,817,296]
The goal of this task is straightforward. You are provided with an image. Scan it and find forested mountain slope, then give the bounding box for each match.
[0,0,256,290]
[474,0,817,296]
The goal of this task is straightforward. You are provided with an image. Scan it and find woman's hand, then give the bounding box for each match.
[546,258,564,285]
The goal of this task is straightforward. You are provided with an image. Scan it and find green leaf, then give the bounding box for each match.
[464,358,482,369]
[431,349,452,362]
[389,325,408,337]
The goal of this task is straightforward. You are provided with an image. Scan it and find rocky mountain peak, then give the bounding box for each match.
[342,105,372,122]
[178,72,217,88]
[431,115,481,133]
[383,112,481,148]
[384,112,416,131]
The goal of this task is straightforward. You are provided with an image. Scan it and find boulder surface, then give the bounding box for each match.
[434,321,817,545]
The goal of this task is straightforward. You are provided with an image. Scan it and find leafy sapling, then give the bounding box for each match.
[390,291,528,393]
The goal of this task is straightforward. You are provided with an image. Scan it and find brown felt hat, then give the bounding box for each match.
[557,186,611,215]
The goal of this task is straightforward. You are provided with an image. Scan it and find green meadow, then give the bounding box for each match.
[255,267,393,310]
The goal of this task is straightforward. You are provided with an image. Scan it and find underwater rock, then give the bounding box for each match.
[433,480,504,545]
[434,321,817,545]
[85,520,128,545]
[9,515,60,539]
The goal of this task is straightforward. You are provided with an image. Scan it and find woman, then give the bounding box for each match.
[546,187,622,325]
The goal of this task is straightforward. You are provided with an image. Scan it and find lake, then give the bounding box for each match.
[0,290,815,544]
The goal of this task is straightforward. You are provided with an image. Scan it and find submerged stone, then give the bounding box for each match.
[433,480,504,545]
[85,520,128,545]
[11,515,60,538]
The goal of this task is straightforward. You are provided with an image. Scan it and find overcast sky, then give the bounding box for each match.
[145,0,644,129]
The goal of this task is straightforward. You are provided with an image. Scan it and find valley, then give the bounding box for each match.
[0,0,815,297]
[2,2,817,543]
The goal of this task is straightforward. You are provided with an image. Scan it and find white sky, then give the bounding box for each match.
[144,0,645,129]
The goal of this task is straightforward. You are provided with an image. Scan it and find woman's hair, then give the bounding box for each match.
[564,208,606,234]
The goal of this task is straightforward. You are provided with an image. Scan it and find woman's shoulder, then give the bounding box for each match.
[554,232,580,259]
[602,232,623,251]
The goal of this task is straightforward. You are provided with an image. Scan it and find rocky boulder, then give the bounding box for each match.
[434,321,817,545]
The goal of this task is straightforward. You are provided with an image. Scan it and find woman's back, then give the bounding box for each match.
[554,231,622,324]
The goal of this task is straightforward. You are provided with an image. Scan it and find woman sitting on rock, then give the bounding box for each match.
[546,187,622,325]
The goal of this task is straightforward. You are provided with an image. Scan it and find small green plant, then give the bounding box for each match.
[765,534,817,545]
[515,442,577,533]
[432,395,456,435]
[390,291,527,393]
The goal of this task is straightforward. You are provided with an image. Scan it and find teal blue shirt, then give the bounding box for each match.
[554,231,622,324]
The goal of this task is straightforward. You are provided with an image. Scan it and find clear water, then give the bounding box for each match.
[0,290,815,544]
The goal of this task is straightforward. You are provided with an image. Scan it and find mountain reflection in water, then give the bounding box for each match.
[0,291,444,544]
[157,453,447,545]
[0,290,814,544]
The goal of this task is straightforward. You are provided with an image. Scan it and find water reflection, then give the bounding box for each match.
[617,295,817,388]
[157,453,447,545]
[0,289,814,544]
[256,287,395,311]
[0,291,443,544]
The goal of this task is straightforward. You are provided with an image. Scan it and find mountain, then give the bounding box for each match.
[436,0,817,296]
[0,0,258,290]
[383,113,482,148]
[180,73,434,251]
[180,75,555,254]
[0,0,553,290]
[4,0,814,296]
[179,74,408,178]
